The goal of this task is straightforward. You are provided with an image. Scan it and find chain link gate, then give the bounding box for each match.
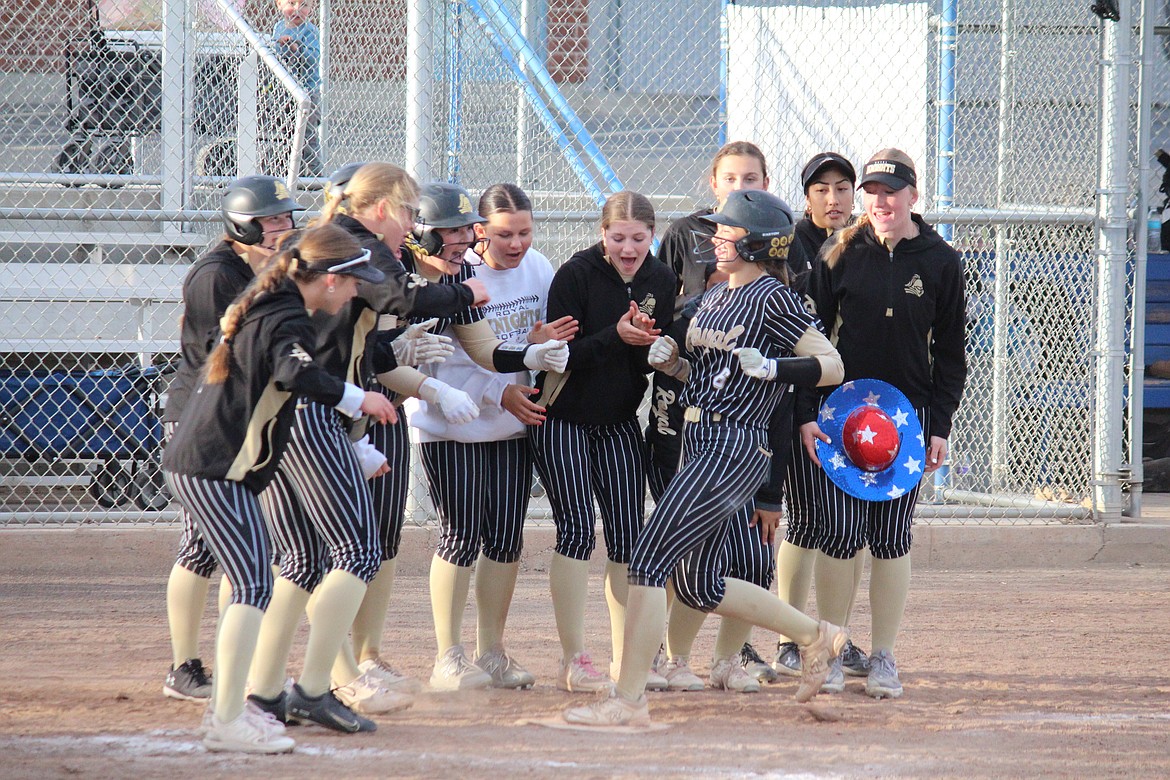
[0,0,1146,525]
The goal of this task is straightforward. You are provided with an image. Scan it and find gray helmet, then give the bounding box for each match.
[221,175,304,245]
[413,182,486,255]
[700,189,795,264]
[325,161,367,201]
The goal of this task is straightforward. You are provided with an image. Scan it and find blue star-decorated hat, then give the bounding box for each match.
[815,378,926,502]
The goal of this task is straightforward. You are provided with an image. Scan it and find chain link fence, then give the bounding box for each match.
[0,0,1148,525]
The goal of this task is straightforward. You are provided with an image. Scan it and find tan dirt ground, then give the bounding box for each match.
[0,529,1168,779]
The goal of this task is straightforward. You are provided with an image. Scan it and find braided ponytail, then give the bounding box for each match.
[822,212,869,269]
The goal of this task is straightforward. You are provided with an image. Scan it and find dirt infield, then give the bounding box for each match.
[1,529,1168,779]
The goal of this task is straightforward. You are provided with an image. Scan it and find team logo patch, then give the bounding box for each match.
[639,293,656,317]
[458,194,473,214]
[904,274,924,297]
[274,181,291,200]
[406,273,429,289]
[289,343,312,364]
[767,233,792,260]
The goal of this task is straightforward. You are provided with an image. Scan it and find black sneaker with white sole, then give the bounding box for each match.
[841,640,871,677]
[163,658,213,702]
[739,642,780,683]
[286,683,376,733]
[247,690,295,725]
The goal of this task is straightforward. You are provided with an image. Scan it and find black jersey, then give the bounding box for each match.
[314,214,477,385]
[538,243,677,426]
[682,274,818,431]
[163,240,253,424]
[163,280,349,493]
[806,214,967,439]
[658,209,717,315]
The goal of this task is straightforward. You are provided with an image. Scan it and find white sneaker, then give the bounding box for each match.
[658,657,704,692]
[559,651,613,692]
[475,648,536,689]
[429,645,492,691]
[709,657,761,693]
[796,620,848,703]
[334,670,415,714]
[821,657,845,694]
[359,657,422,694]
[203,709,296,754]
[562,690,651,727]
[610,660,669,692]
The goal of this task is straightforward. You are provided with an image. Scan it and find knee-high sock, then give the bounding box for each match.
[475,555,520,656]
[212,604,264,723]
[614,585,667,701]
[774,541,816,643]
[302,588,360,687]
[217,573,232,616]
[549,553,590,660]
[845,549,868,626]
[299,570,367,697]
[248,577,310,699]
[712,578,818,646]
[713,618,753,662]
[604,560,629,669]
[869,554,911,653]
[167,565,211,667]
[351,558,397,663]
[665,600,708,660]
[815,552,859,628]
[430,555,472,657]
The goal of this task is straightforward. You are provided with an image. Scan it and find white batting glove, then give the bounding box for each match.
[732,347,778,381]
[524,339,569,373]
[419,377,480,425]
[350,435,388,480]
[391,317,455,367]
[648,336,680,375]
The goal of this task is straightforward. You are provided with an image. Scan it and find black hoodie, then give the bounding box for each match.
[803,214,967,440]
[538,243,677,426]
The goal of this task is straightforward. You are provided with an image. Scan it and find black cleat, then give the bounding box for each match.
[286,683,376,733]
[841,640,871,677]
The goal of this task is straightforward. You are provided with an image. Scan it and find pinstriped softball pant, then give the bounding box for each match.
[419,437,532,568]
[528,416,646,563]
[783,427,823,549]
[163,421,219,578]
[647,448,773,590]
[259,402,381,592]
[629,419,771,612]
[817,407,929,560]
[367,413,410,561]
[163,472,274,610]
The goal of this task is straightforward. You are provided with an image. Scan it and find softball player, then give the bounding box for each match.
[563,190,847,727]
[803,149,967,699]
[413,183,578,690]
[162,224,395,753]
[774,152,872,685]
[530,191,677,693]
[162,175,302,702]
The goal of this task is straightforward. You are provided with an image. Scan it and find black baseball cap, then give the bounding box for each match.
[800,153,856,192]
[304,248,385,284]
[858,148,917,191]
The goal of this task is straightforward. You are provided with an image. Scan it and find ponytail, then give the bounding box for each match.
[823,212,869,269]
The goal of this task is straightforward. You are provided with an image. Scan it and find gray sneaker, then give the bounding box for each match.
[841,640,871,677]
[430,645,492,691]
[820,657,845,694]
[163,658,213,702]
[865,649,903,699]
[739,642,780,683]
[772,641,801,678]
[286,683,376,733]
[476,648,536,689]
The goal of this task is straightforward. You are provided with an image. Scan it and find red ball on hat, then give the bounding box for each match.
[841,406,901,472]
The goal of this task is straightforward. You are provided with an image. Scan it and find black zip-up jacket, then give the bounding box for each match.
[317,213,476,384]
[802,214,967,440]
[163,280,348,493]
[658,209,716,315]
[164,240,253,424]
[538,243,677,426]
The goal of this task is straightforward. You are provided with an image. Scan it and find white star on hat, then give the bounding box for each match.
[903,456,921,474]
[858,426,877,444]
[830,452,846,470]
[842,381,855,392]
[860,472,877,487]
[891,408,909,427]
[863,391,881,405]
[821,404,835,421]
[887,485,906,499]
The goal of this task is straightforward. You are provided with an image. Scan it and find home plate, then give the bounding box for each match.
[519,717,672,733]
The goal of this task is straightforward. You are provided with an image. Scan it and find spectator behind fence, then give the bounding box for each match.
[261,0,322,177]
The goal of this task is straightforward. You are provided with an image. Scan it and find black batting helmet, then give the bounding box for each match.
[700,189,795,264]
[413,182,486,256]
[324,161,367,202]
[221,175,304,246]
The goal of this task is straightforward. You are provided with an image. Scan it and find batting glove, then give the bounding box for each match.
[350,435,388,479]
[419,377,480,425]
[524,339,569,373]
[733,347,778,381]
[391,317,455,367]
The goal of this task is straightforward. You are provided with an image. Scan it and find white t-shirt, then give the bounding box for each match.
[408,247,554,443]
